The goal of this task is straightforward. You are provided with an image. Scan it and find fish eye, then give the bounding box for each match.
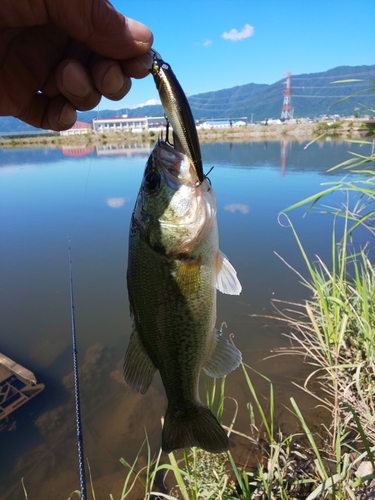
[144,171,161,193]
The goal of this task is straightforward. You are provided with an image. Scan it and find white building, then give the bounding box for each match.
[197,118,247,130]
[60,120,92,136]
[92,116,165,133]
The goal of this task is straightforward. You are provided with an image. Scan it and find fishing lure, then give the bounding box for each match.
[149,50,204,183]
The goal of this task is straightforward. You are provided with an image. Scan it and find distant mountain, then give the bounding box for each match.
[187,65,375,121]
[187,82,268,121]
[0,65,373,134]
[0,116,39,134]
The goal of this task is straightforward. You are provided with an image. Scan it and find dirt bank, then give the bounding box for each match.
[0,120,371,149]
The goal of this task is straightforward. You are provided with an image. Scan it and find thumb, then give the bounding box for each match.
[47,0,153,59]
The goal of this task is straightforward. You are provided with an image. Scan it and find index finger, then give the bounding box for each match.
[46,0,153,60]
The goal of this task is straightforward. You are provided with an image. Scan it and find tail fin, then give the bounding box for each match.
[162,403,229,454]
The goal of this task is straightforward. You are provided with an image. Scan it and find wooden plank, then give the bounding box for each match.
[0,365,10,384]
[0,353,37,385]
[0,352,44,422]
[0,376,45,420]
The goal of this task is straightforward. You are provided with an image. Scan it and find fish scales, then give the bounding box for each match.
[128,217,217,386]
[125,140,242,454]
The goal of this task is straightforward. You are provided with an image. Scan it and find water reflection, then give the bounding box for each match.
[280,139,289,175]
[61,146,94,158]
[224,203,250,214]
[0,140,371,499]
[106,197,130,208]
[96,143,153,156]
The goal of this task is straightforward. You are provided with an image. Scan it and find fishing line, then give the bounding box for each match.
[69,161,93,241]
[69,101,102,239]
[68,239,87,500]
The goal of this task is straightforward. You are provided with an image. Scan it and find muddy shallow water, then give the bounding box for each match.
[0,139,371,499]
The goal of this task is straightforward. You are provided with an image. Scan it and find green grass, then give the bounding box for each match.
[103,358,373,499]
[278,120,375,446]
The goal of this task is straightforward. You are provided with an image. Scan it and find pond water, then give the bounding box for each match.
[0,139,371,499]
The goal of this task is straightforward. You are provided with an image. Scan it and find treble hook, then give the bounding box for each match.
[195,166,214,190]
[205,166,214,186]
[164,114,171,144]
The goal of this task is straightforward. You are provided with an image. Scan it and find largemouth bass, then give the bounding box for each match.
[124,138,242,453]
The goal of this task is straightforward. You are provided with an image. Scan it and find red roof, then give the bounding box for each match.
[61,146,94,157]
[71,121,92,129]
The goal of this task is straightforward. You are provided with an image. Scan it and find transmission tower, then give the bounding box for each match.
[281,71,293,120]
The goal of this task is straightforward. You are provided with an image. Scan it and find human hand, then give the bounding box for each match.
[0,0,153,131]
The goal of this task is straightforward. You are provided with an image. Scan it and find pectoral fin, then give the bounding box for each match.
[124,328,156,394]
[215,250,242,295]
[203,331,242,378]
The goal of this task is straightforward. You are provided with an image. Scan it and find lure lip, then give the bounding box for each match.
[149,48,162,61]
[138,49,161,71]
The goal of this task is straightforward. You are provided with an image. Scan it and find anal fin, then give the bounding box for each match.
[203,331,242,378]
[124,328,156,394]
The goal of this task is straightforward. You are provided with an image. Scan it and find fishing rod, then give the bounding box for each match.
[68,240,87,500]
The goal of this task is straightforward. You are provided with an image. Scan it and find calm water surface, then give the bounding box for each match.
[0,140,371,499]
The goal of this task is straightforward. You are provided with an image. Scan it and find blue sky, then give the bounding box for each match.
[102,0,375,110]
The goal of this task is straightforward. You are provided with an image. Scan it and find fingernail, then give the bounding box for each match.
[137,51,154,71]
[127,18,153,45]
[60,102,76,127]
[103,64,125,95]
[62,62,91,98]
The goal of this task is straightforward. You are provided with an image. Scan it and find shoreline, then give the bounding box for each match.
[0,121,371,149]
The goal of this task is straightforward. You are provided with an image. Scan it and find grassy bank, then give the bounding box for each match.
[1,119,371,150]
[72,358,374,499]
[198,119,370,144]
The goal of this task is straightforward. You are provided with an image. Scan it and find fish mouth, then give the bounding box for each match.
[154,139,196,187]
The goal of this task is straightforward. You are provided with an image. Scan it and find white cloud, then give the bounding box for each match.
[137,98,161,108]
[125,98,161,109]
[106,197,129,208]
[224,203,249,214]
[194,39,212,47]
[222,24,255,41]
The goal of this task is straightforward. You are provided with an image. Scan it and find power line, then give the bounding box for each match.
[290,70,374,80]
[292,84,370,89]
[187,84,372,106]
[292,95,370,98]
[186,70,374,103]
[184,69,375,115]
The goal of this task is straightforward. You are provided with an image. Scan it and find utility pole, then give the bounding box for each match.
[281,71,293,120]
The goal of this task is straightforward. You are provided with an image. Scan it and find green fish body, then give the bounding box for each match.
[125,140,241,453]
